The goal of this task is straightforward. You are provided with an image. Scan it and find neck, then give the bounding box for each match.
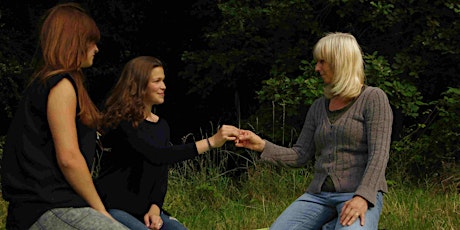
[144,105,152,117]
[329,96,353,111]
[145,111,159,123]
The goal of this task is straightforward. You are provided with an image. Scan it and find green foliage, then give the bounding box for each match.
[364,51,425,118]
[180,0,323,98]
[0,135,4,191]
[249,59,322,142]
[0,59,25,119]
[0,7,28,120]
[257,60,323,110]
[428,88,460,156]
[390,87,460,181]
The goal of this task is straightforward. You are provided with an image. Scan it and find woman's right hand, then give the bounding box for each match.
[208,125,240,148]
[235,129,265,152]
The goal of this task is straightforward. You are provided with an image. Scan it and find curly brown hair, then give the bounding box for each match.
[101,56,164,130]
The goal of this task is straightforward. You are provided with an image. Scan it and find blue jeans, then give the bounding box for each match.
[109,209,148,229]
[109,209,188,230]
[269,192,383,230]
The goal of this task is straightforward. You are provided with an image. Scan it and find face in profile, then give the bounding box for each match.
[144,66,166,106]
[81,42,99,68]
[315,59,333,84]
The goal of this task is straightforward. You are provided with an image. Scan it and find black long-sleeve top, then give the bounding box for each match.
[95,118,199,221]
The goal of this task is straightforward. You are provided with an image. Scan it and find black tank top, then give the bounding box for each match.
[1,73,96,229]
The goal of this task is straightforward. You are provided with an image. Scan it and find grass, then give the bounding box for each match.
[158,148,460,230]
[0,146,459,230]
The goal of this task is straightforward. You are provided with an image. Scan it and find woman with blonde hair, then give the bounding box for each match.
[1,3,128,229]
[236,32,393,229]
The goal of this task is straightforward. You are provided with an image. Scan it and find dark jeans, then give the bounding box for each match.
[109,209,188,230]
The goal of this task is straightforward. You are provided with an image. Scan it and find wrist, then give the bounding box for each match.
[206,137,213,151]
[257,140,266,152]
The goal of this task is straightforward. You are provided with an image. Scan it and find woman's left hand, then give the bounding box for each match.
[144,204,163,229]
[144,213,162,230]
[339,195,368,226]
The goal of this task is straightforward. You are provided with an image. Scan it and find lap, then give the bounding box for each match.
[109,209,148,230]
[270,192,384,230]
[109,209,188,230]
[30,207,129,230]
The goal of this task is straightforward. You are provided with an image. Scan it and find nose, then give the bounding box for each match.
[94,45,99,54]
[315,62,321,72]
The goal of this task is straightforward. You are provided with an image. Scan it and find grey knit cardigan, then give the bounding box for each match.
[261,86,393,206]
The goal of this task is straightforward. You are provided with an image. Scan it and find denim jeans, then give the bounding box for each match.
[109,209,188,230]
[109,209,149,229]
[269,192,383,230]
[29,207,129,230]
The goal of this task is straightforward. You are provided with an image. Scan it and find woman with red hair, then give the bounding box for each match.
[1,3,128,229]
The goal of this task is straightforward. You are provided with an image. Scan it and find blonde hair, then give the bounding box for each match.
[313,32,364,99]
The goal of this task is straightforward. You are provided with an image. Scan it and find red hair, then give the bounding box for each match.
[33,3,101,127]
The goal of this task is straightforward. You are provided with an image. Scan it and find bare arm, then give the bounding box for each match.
[47,78,112,219]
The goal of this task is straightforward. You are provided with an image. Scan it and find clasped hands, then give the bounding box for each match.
[213,125,265,152]
[144,204,163,230]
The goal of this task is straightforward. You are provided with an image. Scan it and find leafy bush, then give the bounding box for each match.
[390,87,460,187]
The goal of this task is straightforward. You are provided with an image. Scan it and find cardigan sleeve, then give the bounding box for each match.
[355,87,393,206]
[260,98,322,167]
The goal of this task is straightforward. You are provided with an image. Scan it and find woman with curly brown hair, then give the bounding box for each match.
[95,56,239,230]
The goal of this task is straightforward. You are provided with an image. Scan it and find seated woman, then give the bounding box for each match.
[95,56,239,230]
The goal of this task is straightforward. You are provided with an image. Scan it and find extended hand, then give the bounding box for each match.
[235,129,265,152]
[209,125,240,148]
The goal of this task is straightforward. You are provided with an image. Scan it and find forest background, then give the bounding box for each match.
[1,0,459,193]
